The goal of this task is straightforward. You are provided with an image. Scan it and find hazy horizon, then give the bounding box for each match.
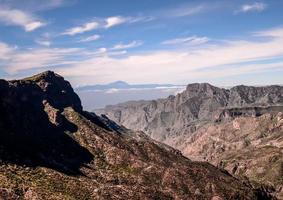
[76,80,283,110]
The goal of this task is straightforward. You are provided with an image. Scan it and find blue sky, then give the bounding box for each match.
[0,0,283,86]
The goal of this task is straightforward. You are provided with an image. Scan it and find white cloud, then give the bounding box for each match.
[62,21,99,36]
[105,16,153,28]
[254,27,283,37]
[0,42,83,74]
[35,39,51,47]
[162,36,209,46]
[237,2,266,13]
[0,42,13,59]
[6,47,82,73]
[25,21,44,31]
[112,41,143,50]
[79,34,101,42]
[105,16,126,28]
[87,47,127,57]
[0,7,45,31]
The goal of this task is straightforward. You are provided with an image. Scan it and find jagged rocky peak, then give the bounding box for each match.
[183,83,229,101]
[185,82,222,93]
[23,70,82,111]
[229,84,283,106]
[186,82,216,91]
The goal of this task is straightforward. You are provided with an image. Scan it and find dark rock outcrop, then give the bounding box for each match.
[0,71,92,175]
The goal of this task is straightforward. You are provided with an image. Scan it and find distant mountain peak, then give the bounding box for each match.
[76,81,182,91]
[111,80,129,85]
[108,80,129,87]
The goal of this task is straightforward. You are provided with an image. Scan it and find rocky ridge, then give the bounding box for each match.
[97,83,283,145]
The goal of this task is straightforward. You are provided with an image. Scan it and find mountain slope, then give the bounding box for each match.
[180,112,283,198]
[0,72,267,199]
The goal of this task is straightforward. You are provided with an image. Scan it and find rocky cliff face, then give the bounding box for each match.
[0,72,267,199]
[180,112,283,199]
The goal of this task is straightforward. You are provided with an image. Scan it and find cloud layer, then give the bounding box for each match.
[56,27,283,85]
[1,26,283,85]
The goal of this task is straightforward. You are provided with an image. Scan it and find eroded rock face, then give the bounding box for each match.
[180,113,283,199]
[0,72,269,199]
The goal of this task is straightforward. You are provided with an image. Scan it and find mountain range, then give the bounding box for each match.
[97,82,283,199]
[0,71,270,199]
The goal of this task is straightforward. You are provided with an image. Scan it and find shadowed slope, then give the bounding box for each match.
[0,71,93,175]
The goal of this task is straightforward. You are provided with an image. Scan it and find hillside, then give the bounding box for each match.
[0,71,269,199]
[180,112,283,198]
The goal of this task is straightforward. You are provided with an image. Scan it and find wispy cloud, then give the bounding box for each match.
[170,5,205,17]
[158,3,210,18]
[62,21,99,36]
[62,15,152,36]
[236,2,267,13]
[79,34,101,42]
[162,36,209,46]
[0,7,45,31]
[0,42,13,59]
[35,39,51,47]
[0,42,83,73]
[112,41,143,50]
[0,0,68,12]
[254,27,283,37]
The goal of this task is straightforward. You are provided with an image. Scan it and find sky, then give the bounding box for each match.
[0,0,283,87]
